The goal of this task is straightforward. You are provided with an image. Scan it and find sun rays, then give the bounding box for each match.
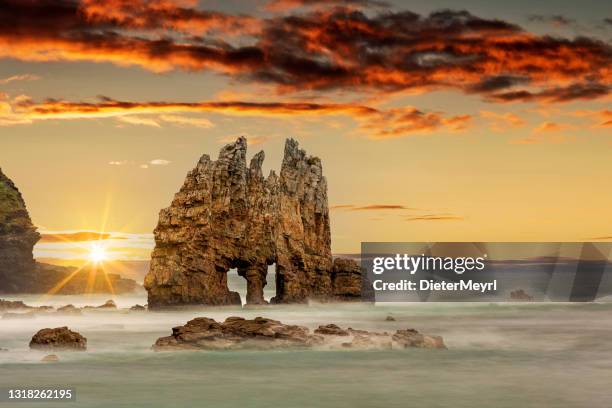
[88,243,108,264]
[34,193,126,302]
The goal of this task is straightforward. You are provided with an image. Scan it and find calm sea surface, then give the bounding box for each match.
[1,293,611,408]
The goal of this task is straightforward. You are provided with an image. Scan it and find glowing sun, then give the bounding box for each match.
[89,243,108,263]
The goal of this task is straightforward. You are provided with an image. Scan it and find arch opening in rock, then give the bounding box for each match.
[144,137,371,308]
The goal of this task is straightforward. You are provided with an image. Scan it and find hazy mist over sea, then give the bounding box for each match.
[1,290,611,407]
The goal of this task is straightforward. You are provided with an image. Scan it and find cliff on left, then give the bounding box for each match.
[0,167,138,294]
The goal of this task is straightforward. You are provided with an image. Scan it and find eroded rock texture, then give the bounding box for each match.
[0,168,40,292]
[145,137,367,307]
[153,316,446,351]
[29,327,87,351]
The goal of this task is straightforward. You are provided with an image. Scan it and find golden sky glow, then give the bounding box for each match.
[0,0,611,261]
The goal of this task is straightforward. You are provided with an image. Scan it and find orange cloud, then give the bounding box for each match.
[39,231,115,243]
[332,204,416,211]
[532,121,575,134]
[572,109,612,128]
[358,107,473,139]
[404,214,464,221]
[81,0,262,35]
[0,2,609,102]
[480,110,526,131]
[10,96,469,139]
[0,74,40,85]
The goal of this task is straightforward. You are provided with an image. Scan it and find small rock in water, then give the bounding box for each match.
[130,304,146,311]
[41,354,59,362]
[99,299,117,308]
[84,300,117,309]
[314,324,349,336]
[392,329,446,349]
[29,327,87,351]
[510,289,534,301]
[0,299,31,311]
[56,304,82,315]
[0,347,8,352]
[385,315,396,321]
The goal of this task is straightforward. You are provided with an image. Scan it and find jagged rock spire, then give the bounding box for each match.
[144,137,355,308]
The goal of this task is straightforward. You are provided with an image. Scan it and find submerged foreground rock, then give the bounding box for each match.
[145,137,371,308]
[29,327,87,351]
[153,316,445,351]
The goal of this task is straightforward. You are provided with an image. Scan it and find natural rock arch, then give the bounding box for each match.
[144,137,368,308]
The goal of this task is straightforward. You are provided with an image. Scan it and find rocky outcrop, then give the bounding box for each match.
[145,137,368,307]
[0,167,40,292]
[392,329,446,349]
[29,327,87,351]
[0,299,54,315]
[0,299,31,311]
[153,316,317,350]
[510,289,534,301]
[314,324,349,336]
[32,263,140,295]
[83,299,116,309]
[56,304,82,315]
[331,258,374,301]
[153,316,446,351]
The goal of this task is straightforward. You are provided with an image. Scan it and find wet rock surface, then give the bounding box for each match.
[145,137,369,308]
[29,327,87,351]
[153,316,445,351]
[314,324,349,336]
[154,316,318,350]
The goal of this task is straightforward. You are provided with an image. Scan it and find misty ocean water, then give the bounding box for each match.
[1,293,611,408]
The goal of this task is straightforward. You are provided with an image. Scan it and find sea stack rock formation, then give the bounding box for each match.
[145,137,369,308]
[0,168,40,292]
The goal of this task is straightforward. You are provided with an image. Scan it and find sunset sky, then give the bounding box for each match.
[0,0,610,263]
